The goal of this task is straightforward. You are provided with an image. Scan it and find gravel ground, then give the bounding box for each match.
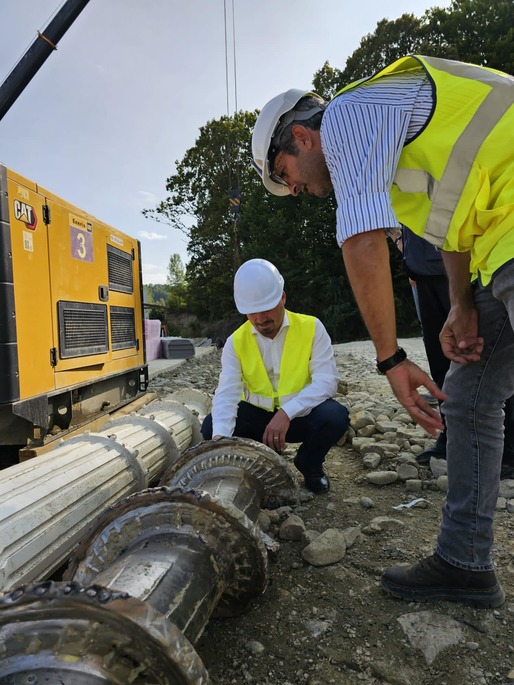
[149,337,514,685]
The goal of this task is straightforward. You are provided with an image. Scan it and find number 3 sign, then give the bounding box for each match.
[70,225,93,263]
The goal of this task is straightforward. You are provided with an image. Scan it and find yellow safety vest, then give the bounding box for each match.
[335,55,514,285]
[232,310,315,411]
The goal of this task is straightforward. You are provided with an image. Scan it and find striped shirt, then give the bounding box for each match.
[320,70,433,246]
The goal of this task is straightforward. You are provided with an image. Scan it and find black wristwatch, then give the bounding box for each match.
[376,347,407,375]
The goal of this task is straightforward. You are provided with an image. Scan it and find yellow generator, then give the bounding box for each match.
[0,164,148,450]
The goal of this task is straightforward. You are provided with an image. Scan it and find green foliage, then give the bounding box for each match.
[312,62,344,100]
[144,283,170,306]
[166,253,188,311]
[337,14,426,88]
[314,0,513,98]
[143,0,513,342]
[422,0,514,72]
[147,308,165,321]
[145,112,256,321]
[167,253,186,287]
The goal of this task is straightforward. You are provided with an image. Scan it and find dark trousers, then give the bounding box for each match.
[201,399,349,476]
[415,273,514,463]
[415,274,451,390]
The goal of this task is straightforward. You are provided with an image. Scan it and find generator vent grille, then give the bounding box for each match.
[58,301,108,358]
[107,244,133,294]
[110,306,136,350]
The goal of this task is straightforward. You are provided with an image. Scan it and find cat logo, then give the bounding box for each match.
[13,199,38,230]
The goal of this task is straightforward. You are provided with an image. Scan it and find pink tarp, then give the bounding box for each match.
[144,319,162,361]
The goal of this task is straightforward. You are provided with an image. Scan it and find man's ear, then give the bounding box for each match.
[291,124,313,150]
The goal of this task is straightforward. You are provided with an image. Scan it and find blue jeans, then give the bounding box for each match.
[437,262,514,570]
[201,399,349,476]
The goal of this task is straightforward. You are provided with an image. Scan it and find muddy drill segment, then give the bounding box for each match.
[0,436,298,683]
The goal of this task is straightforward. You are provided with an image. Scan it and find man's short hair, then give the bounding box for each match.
[269,95,327,166]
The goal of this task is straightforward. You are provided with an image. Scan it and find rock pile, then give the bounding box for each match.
[149,338,514,516]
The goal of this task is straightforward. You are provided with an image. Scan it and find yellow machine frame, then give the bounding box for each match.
[0,164,148,448]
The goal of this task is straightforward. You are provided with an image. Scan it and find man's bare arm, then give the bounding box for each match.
[342,230,399,361]
[342,230,445,434]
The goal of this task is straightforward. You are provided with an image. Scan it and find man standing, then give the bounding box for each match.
[201,258,349,494]
[252,56,514,608]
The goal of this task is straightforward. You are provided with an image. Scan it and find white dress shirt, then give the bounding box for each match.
[211,312,340,437]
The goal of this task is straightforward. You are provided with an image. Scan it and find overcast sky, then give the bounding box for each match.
[0,0,450,284]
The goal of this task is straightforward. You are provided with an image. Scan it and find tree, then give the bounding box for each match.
[144,112,255,320]
[312,61,344,101]
[165,253,187,311]
[144,283,169,306]
[422,0,514,73]
[339,13,425,86]
[144,0,512,342]
[167,253,185,287]
[313,0,514,98]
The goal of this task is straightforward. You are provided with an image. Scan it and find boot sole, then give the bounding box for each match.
[381,578,506,609]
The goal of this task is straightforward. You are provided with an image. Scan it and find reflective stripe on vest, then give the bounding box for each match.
[395,57,513,244]
[334,55,514,282]
[232,311,315,412]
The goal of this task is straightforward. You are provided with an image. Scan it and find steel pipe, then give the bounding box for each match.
[66,438,296,635]
[0,391,208,589]
[67,486,269,642]
[164,388,212,425]
[0,437,298,684]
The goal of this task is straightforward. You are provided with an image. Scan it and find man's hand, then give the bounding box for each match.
[439,251,482,363]
[263,408,290,452]
[386,360,447,436]
[440,304,483,363]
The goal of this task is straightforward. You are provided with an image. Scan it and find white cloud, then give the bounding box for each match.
[138,190,158,204]
[139,231,167,241]
[142,262,168,285]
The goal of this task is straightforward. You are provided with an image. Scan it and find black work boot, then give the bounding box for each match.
[500,461,514,480]
[416,431,447,465]
[381,553,505,609]
[294,455,330,494]
[303,471,330,494]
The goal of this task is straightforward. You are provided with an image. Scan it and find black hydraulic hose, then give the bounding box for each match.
[0,0,91,121]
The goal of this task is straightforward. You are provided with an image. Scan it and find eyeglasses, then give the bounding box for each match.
[268,146,288,187]
[269,168,288,187]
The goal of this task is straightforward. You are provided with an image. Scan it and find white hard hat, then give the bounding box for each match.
[251,88,323,197]
[234,259,284,314]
